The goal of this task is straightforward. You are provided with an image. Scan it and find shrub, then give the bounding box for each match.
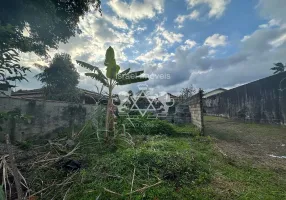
[146,120,177,136]
[117,116,177,136]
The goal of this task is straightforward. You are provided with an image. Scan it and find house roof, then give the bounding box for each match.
[12,87,108,101]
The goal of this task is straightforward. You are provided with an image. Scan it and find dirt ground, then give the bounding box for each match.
[204,116,286,170]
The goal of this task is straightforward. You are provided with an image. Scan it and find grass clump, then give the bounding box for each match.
[67,135,212,200]
[119,116,177,136]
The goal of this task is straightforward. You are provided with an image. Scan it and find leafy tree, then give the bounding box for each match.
[77,46,149,137]
[0,49,30,84]
[36,53,80,102]
[271,62,285,74]
[0,0,102,56]
[1,0,101,86]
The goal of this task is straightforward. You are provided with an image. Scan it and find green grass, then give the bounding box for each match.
[203,115,286,199]
[67,134,213,200]
[26,119,286,199]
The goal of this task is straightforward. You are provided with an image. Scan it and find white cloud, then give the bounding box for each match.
[204,34,228,47]
[180,39,197,50]
[270,33,286,47]
[186,0,230,18]
[161,29,183,44]
[155,25,183,44]
[136,22,183,63]
[145,23,286,92]
[104,15,128,29]
[174,10,199,25]
[108,0,164,22]
[241,35,250,42]
[136,37,172,62]
[259,19,280,29]
[209,49,216,55]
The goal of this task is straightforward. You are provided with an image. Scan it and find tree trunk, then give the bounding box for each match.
[105,87,112,138]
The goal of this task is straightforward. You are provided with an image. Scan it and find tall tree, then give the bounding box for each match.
[271,62,285,74]
[0,0,101,85]
[36,53,80,102]
[77,46,149,137]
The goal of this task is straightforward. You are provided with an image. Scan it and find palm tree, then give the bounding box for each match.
[271,62,285,74]
[76,46,148,137]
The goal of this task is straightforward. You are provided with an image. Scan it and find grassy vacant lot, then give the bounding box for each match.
[204,116,286,199]
[13,118,286,199]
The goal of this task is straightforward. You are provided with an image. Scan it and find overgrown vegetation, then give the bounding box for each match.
[19,121,212,200]
[77,46,148,137]
[7,116,284,200]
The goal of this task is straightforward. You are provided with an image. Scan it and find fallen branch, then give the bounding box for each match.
[129,167,136,200]
[32,143,80,165]
[126,180,162,195]
[103,188,123,197]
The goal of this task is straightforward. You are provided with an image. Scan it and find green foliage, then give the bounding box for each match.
[119,117,177,136]
[17,140,33,150]
[76,60,108,87]
[36,53,81,102]
[76,47,149,88]
[77,46,148,136]
[67,135,211,200]
[147,120,177,136]
[0,49,30,84]
[104,46,120,79]
[0,185,5,200]
[271,62,285,74]
[0,0,101,56]
[172,124,201,136]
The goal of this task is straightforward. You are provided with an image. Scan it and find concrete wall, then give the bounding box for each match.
[204,72,286,125]
[189,90,204,133]
[0,96,97,142]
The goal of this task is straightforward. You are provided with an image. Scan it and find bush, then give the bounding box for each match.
[147,120,177,136]
[117,116,177,136]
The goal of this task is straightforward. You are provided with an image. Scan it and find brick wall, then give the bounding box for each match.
[189,90,204,134]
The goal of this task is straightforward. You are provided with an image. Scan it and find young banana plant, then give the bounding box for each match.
[76,46,148,138]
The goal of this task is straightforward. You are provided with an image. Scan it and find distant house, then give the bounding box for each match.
[11,88,108,105]
[203,88,227,99]
[0,83,15,97]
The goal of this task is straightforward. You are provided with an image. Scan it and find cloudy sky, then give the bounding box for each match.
[19,0,286,95]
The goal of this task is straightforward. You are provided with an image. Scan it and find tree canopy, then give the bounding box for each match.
[0,0,102,56]
[0,49,30,84]
[271,62,285,74]
[36,53,80,102]
[0,0,101,85]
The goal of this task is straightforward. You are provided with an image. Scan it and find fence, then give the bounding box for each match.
[0,96,97,142]
[204,72,286,125]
